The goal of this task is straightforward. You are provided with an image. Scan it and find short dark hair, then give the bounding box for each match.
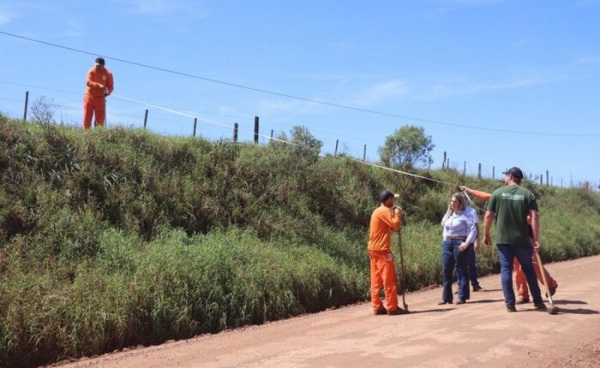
[95,57,105,66]
[378,190,395,203]
[503,167,524,183]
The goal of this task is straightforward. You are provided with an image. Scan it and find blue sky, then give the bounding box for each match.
[1,0,599,188]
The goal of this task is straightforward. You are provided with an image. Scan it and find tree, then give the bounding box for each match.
[272,125,323,160]
[290,125,322,158]
[379,125,434,169]
[30,96,58,126]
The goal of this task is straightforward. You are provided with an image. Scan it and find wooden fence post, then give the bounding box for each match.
[334,139,339,156]
[233,123,238,142]
[363,144,367,161]
[193,118,197,137]
[254,116,259,144]
[23,91,29,122]
[143,109,148,129]
[478,163,482,179]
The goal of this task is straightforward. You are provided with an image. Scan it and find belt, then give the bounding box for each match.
[445,236,467,241]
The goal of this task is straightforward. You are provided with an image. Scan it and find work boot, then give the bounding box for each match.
[516,297,530,304]
[472,285,486,292]
[506,305,517,313]
[534,302,547,310]
[387,307,409,315]
[373,308,387,315]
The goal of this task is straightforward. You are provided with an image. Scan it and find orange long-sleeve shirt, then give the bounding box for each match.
[85,65,114,98]
[469,189,491,201]
[368,205,401,251]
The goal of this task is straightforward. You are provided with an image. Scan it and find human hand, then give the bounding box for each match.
[459,186,469,192]
[484,234,492,246]
[474,241,480,252]
[458,242,469,252]
[533,240,541,251]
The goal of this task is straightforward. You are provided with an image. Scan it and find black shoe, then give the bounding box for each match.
[373,308,387,315]
[456,299,466,305]
[438,301,452,305]
[507,305,517,312]
[387,307,409,315]
[516,298,530,304]
[472,286,486,292]
[534,302,547,310]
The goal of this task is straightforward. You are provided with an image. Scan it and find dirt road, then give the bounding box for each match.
[51,255,600,368]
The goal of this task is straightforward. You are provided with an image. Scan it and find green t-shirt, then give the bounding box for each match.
[487,185,538,245]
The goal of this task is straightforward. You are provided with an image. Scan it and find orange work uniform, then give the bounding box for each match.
[468,188,558,298]
[515,215,558,299]
[83,65,114,129]
[368,205,401,313]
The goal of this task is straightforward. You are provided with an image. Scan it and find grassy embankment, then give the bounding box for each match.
[1,116,599,367]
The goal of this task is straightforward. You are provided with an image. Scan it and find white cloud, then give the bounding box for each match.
[575,56,600,66]
[417,75,558,101]
[0,3,19,24]
[346,80,408,107]
[112,0,208,18]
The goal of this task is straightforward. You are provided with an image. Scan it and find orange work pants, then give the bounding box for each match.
[83,95,107,129]
[514,255,557,299]
[369,249,398,312]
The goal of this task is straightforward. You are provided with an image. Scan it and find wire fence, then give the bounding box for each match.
[1,88,598,192]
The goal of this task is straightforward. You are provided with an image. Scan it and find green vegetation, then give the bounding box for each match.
[1,115,599,367]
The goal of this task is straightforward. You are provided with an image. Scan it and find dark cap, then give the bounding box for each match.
[378,190,395,203]
[95,57,105,66]
[503,167,523,180]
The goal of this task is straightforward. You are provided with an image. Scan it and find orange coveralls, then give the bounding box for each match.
[368,205,401,313]
[83,65,114,129]
[467,189,557,298]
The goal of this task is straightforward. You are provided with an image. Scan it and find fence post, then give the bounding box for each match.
[254,116,259,144]
[23,91,29,122]
[442,151,447,169]
[233,123,238,142]
[334,139,339,156]
[193,118,197,137]
[540,174,543,186]
[478,163,482,179]
[143,109,148,129]
[270,129,274,138]
[492,166,495,179]
[546,170,549,187]
[363,144,367,161]
[463,161,466,176]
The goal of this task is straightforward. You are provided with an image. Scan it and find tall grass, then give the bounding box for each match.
[1,116,599,367]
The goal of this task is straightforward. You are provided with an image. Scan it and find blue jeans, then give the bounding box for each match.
[496,243,543,307]
[468,245,480,287]
[442,239,470,302]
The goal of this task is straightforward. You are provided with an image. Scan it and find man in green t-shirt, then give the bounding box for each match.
[483,167,547,312]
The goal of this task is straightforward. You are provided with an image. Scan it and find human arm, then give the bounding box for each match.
[530,209,540,250]
[459,186,491,201]
[483,210,494,246]
[105,70,114,95]
[440,201,452,227]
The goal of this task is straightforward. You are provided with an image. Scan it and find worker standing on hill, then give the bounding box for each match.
[83,57,114,129]
[368,190,408,316]
[481,167,547,312]
[460,185,558,303]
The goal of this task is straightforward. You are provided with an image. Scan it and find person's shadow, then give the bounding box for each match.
[550,299,599,315]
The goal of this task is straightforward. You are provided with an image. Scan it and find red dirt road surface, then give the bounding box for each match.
[50,255,600,368]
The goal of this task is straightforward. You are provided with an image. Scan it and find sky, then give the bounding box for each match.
[1,0,599,188]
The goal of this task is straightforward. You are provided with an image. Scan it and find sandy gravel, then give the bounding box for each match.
[48,254,600,368]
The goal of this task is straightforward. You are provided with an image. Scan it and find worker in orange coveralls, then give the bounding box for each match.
[459,186,558,303]
[83,57,114,129]
[368,190,408,316]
